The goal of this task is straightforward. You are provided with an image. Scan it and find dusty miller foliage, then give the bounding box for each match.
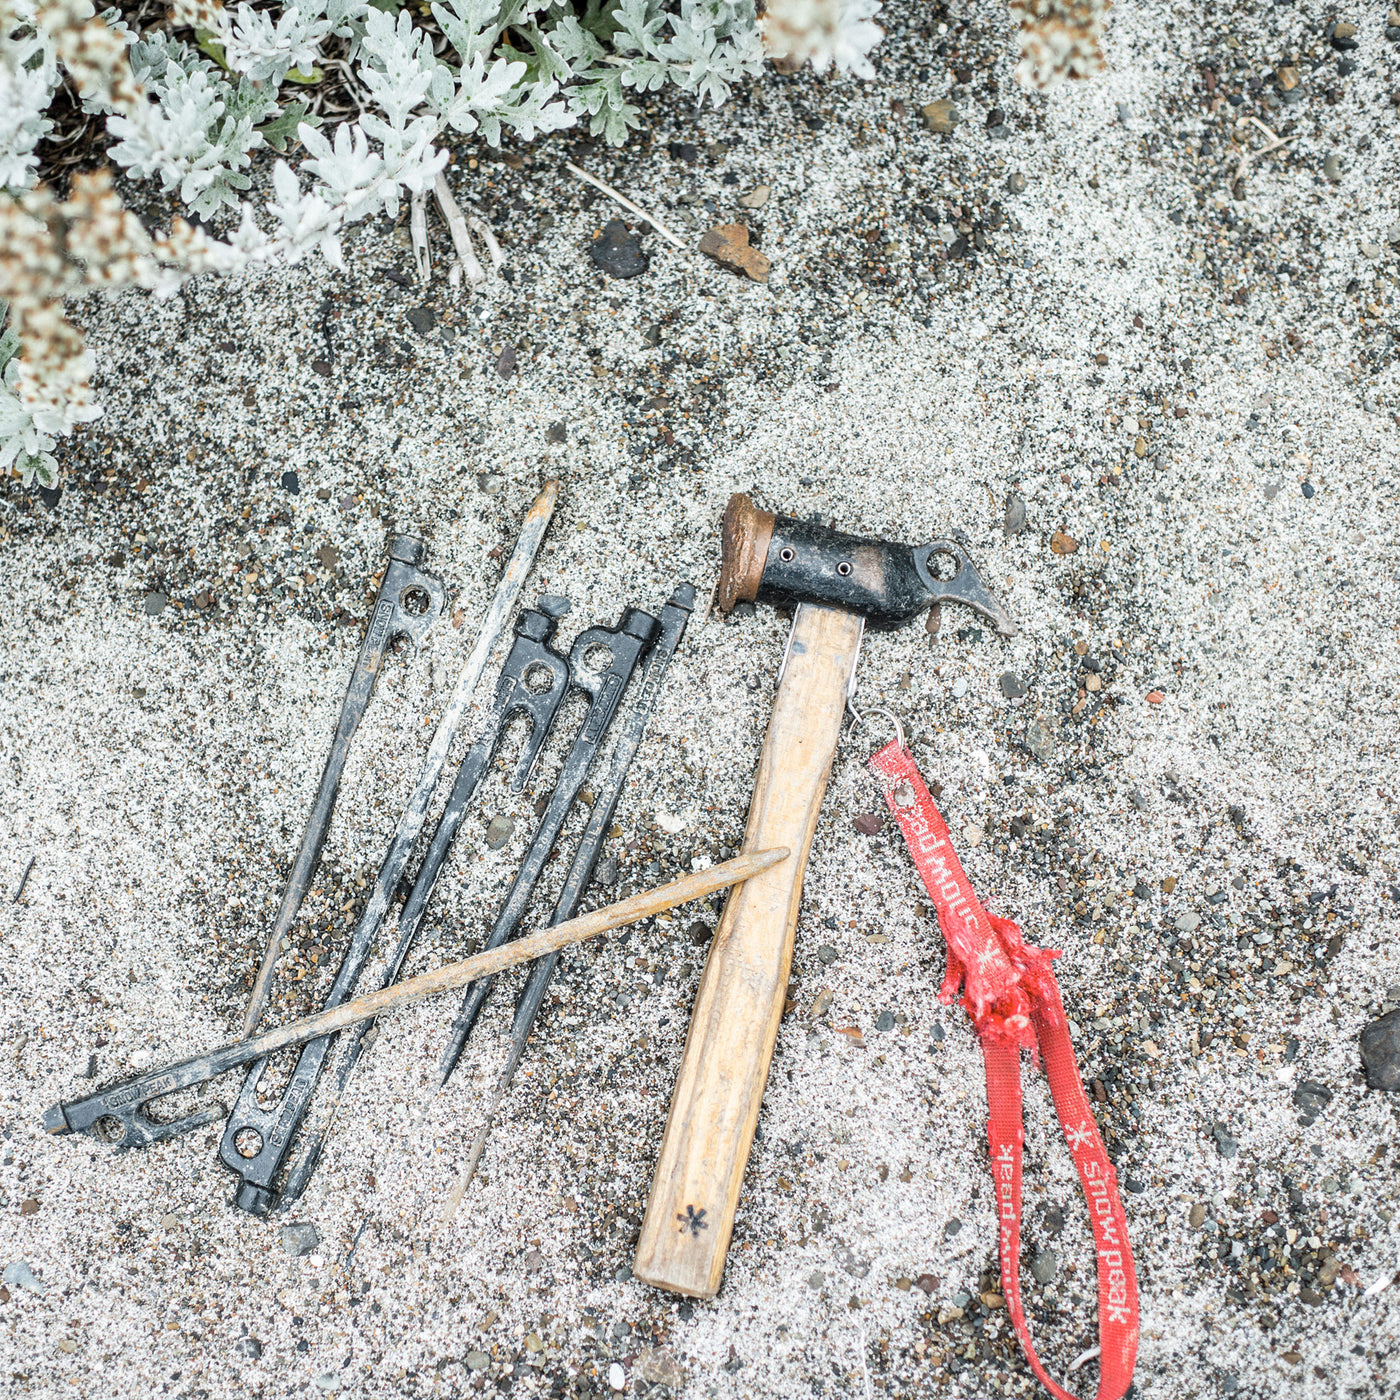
[0,0,1101,486]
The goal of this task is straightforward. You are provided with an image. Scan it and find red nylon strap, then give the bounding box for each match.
[869,738,1139,1400]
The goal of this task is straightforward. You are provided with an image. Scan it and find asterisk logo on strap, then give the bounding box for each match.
[976,945,1003,971]
[1065,1120,1094,1152]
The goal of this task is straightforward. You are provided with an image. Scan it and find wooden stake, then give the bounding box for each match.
[204,849,788,1071]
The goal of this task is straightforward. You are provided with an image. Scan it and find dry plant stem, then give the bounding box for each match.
[1233,117,1295,184]
[564,161,685,249]
[433,172,485,286]
[410,191,431,284]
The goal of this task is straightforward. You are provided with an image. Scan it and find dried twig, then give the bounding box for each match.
[564,161,686,250]
[410,190,431,284]
[1233,117,1296,186]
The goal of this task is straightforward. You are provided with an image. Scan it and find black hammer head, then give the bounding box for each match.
[717,494,1017,636]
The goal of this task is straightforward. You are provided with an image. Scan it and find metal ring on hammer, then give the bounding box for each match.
[846,699,906,753]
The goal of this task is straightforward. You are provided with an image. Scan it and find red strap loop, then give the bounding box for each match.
[869,739,1139,1400]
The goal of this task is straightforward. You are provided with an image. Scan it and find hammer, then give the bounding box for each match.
[634,494,1016,1298]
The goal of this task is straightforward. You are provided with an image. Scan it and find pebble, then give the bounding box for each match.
[2,1261,46,1295]
[1175,913,1200,933]
[496,345,516,379]
[1360,1009,1400,1090]
[608,1361,627,1391]
[235,1336,263,1359]
[1293,1081,1332,1122]
[962,823,983,846]
[807,1270,825,1288]
[1302,481,1315,499]
[816,944,839,965]
[1025,716,1055,763]
[698,223,770,283]
[280,1222,320,1257]
[546,421,567,443]
[875,1010,895,1031]
[999,672,1026,699]
[281,470,300,495]
[315,1375,339,1393]
[590,220,649,279]
[1003,492,1026,535]
[737,184,771,209]
[853,813,883,835]
[943,1218,962,1239]
[485,815,515,849]
[466,1351,490,1371]
[407,306,435,334]
[1050,529,1078,555]
[143,591,168,616]
[951,677,968,698]
[1323,154,1342,182]
[478,473,504,496]
[920,100,960,135]
[1130,790,1148,812]
[1030,1249,1058,1284]
[1006,171,1027,195]
[595,857,618,887]
[1212,1124,1238,1158]
[1189,1202,1206,1230]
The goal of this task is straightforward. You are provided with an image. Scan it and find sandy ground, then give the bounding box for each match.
[2,2,1399,1397]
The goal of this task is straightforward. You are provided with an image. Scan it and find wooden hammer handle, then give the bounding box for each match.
[634,603,863,1297]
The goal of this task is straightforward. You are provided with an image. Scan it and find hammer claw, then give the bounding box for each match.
[914,540,1019,639]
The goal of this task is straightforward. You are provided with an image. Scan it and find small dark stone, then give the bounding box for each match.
[1006,171,1027,195]
[407,306,436,335]
[82,1053,97,1078]
[1212,1124,1238,1158]
[1293,1080,1332,1118]
[1301,481,1315,499]
[546,421,567,443]
[943,1218,962,1239]
[732,601,757,620]
[1206,890,1228,906]
[999,672,1026,699]
[590,219,649,279]
[235,1337,263,1359]
[1030,1249,1058,1284]
[853,813,884,836]
[1130,790,1148,812]
[143,592,167,616]
[1042,1205,1065,1237]
[1009,816,1028,838]
[915,1273,938,1294]
[594,857,617,887]
[311,359,332,377]
[1003,492,1027,535]
[1360,1009,1400,1091]
[687,919,712,946]
[280,1222,320,1257]
[281,470,300,495]
[667,141,699,163]
[985,106,1005,128]
[1221,1375,1239,1395]
[496,345,517,379]
[485,815,515,849]
[38,484,62,509]
[875,1010,895,1032]
[816,944,839,965]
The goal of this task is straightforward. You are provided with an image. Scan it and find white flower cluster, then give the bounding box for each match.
[760,0,883,81]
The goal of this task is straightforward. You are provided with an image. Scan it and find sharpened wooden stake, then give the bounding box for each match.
[175,850,791,1079]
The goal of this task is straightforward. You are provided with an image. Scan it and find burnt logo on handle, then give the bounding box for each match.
[677,1204,708,1237]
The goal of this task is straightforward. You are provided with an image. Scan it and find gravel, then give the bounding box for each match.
[2,4,1398,1399]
